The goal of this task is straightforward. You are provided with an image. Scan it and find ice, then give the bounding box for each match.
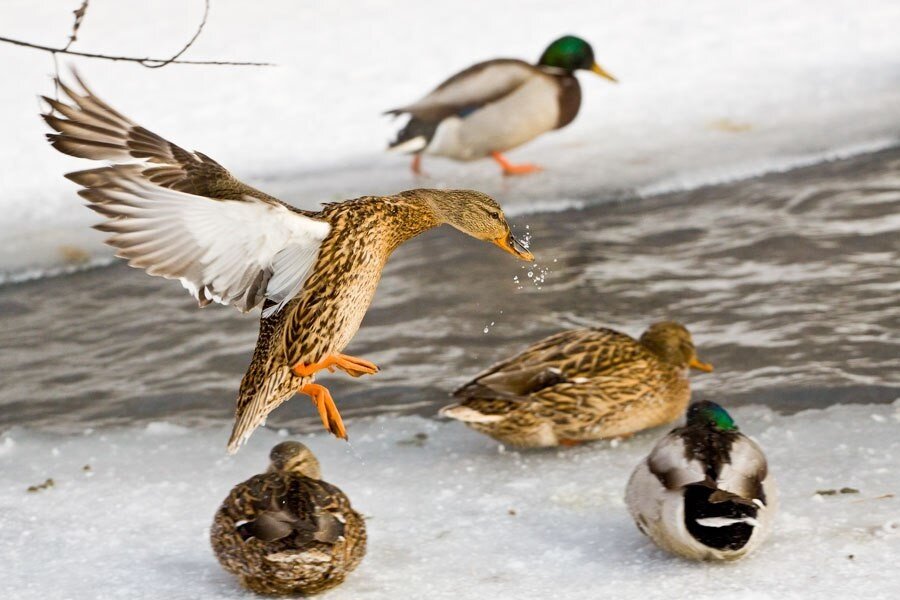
[1,401,898,599]
[2,0,900,279]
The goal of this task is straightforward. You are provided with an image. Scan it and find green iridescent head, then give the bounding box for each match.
[687,401,738,431]
[538,35,617,81]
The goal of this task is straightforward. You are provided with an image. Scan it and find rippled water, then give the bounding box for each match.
[1,149,898,433]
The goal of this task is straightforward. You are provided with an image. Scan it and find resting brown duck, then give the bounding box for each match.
[211,441,366,595]
[43,73,533,452]
[441,321,713,447]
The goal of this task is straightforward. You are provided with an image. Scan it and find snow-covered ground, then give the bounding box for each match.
[2,0,900,279]
[2,401,898,599]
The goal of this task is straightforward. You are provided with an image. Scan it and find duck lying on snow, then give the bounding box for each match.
[441,322,713,447]
[211,442,366,595]
[387,35,617,176]
[42,73,533,452]
[625,401,776,561]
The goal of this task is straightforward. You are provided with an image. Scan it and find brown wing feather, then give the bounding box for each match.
[455,328,647,398]
[42,71,313,215]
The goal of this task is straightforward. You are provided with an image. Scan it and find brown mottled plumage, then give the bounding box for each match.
[441,322,713,447]
[42,72,533,453]
[211,442,366,595]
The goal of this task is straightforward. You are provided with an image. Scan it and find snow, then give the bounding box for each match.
[2,401,899,599]
[2,0,900,279]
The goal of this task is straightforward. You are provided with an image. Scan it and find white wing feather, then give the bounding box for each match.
[85,170,330,314]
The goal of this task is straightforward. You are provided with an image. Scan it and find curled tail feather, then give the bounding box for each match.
[386,113,438,154]
[227,366,299,454]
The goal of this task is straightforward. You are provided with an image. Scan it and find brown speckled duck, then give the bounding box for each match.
[43,73,533,453]
[441,321,713,447]
[211,441,366,595]
[387,35,616,176]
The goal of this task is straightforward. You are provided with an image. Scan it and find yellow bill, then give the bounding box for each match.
[592,63,618,83]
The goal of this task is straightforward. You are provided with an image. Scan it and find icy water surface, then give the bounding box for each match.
[0,149,898,432]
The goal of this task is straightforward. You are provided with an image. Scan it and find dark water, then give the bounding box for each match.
[1,149,898,433]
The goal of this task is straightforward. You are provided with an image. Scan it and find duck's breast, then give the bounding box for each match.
[281,215,388,364]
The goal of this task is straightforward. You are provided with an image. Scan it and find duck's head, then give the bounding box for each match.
[687,400,738,431]
[424,189,534,261]
[538,35,617,82]
[267,441,321,479]
[639,321,713,373]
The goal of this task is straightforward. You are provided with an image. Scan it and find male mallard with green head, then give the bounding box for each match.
[625,401,776,561]
[441,322,712,447]
[211,441,366,595]
[43,73,533,452]
[387,35,617,176]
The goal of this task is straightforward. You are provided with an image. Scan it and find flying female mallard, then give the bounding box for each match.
[387,35,617,176]
[43,73,533,452]
[625,401,777,561]
[441,322,712,447]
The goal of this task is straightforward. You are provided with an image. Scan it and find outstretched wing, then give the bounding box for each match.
[43,73,329,316]
[387,59,536,122]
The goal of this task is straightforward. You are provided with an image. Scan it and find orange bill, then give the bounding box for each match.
[493,232,534,261]
[689,357,714,372]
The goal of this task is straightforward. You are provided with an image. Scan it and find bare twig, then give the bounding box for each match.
[144,0,209,68]
[0,0,273,68]
[62,0,90,51]
[0,35,273,67]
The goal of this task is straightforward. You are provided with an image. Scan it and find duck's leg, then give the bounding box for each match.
[292,354,379,378]
[491,152,541,176]
[300,383,347,440]
[411,154,423,176]
[559,438,584,447]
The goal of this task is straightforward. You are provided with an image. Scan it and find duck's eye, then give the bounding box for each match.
[487,210,501,220]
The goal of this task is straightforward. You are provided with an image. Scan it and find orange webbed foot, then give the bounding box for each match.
[300,383,347,440]
[332,354,379,378]
[491,152,542,176]
[292,354,380,378]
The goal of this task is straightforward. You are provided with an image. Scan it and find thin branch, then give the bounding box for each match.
[62,0,89,51]
[0,35,274,67]
[144,0,210,68]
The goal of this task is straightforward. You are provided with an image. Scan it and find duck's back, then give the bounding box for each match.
[627,430,775,560]
[457,327,661,397]
[211,472,367,595]
[391,59,580,160]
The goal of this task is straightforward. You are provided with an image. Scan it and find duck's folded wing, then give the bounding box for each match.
[43,74,328,316]
[647,434,709,490]
[388,59,536,122]
[454,328,636,397]
[715,436,770,504]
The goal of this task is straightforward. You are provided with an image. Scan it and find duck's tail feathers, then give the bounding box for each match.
[439,403,506,424]
[387,115,438,154]
[227,366,297,454]
[684,484,760,551]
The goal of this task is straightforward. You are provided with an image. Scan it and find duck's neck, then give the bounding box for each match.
[639,337,687,371]
[378,189,448,252]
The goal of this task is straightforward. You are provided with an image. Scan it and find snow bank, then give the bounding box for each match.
[1,0,900,279]
[2,401,898,599]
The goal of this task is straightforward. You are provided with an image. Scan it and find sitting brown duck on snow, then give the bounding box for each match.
[211,441,366,595]
[441,321,713,447]
[42,73,533,453]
